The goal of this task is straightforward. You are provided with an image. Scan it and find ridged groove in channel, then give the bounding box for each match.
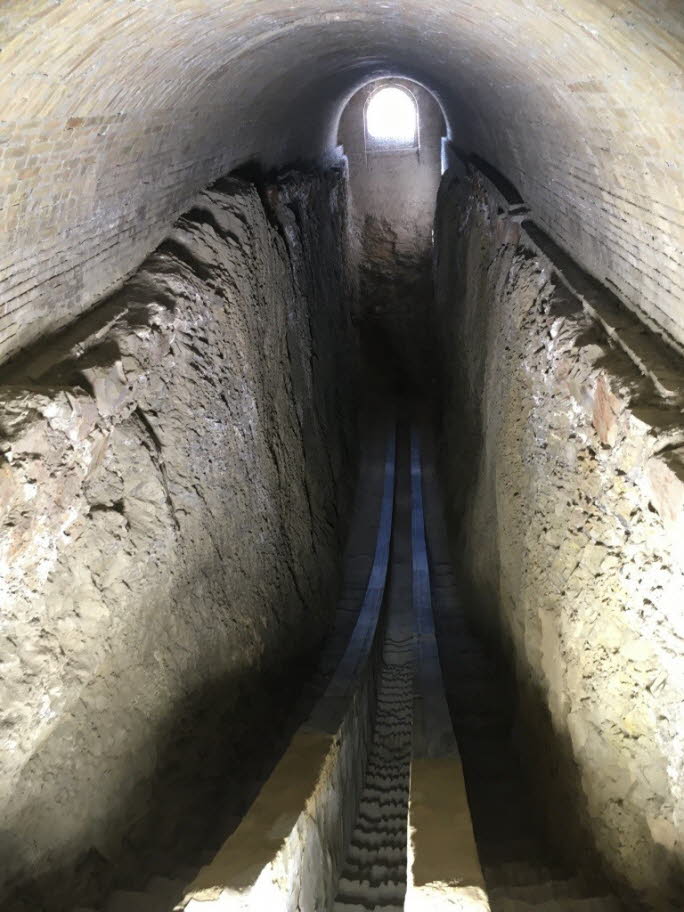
[334,427,415,912]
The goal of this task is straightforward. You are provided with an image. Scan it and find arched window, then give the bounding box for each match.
[364,86,419,153]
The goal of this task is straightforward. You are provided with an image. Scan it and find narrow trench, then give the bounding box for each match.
[325,406,624,912]
[334,424,414,912]
[57,234,627,912]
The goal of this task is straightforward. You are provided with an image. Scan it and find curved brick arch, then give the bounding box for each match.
[0,0,682,363]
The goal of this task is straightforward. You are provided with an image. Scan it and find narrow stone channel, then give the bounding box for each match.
[334,426,415,912]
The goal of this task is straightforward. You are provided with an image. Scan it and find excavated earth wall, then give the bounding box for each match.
[433,171,684,910]
[0,163,358,910]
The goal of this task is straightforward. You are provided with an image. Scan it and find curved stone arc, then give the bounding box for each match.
[0,1,682,364]
[330,70,452,151]
[178,426,397,911]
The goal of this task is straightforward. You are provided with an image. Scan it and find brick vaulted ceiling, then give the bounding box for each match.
[0,0,682,364]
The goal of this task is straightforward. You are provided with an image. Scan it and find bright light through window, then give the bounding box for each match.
[366,87,417,145]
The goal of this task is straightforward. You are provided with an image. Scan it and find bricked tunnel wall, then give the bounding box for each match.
[0,1,682,366]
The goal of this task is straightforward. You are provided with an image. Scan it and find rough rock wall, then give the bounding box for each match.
[433,172,684,909]
[0,164,358,909]
[355,212,433,390]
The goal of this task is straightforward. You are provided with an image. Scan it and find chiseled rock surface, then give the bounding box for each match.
[0,165,357,909]
[433,173,684,909]
[357,213,434,390]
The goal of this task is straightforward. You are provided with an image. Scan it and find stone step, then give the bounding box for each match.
[347,843,406,865]
[350,830,407,851]
[342,861,407,882]
[336,874,405,902]
[333,604,413,911]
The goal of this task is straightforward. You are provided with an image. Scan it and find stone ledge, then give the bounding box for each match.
[521,220,684,404]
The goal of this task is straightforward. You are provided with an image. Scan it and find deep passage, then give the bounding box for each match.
[0,5,683,912]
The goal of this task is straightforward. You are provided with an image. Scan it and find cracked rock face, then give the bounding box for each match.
[433,173,684,910]
[0,165,357,909]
